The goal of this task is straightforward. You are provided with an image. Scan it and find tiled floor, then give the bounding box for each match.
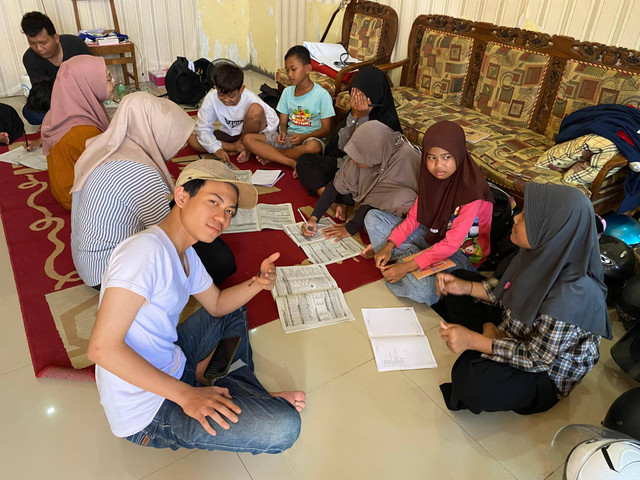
[1,71,637,480]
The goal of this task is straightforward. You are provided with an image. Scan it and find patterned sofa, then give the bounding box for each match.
[335,15,640,213]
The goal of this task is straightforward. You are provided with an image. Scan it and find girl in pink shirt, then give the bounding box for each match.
[362,121,494,305]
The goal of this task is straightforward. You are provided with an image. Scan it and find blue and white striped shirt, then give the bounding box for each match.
[71,160,171,286]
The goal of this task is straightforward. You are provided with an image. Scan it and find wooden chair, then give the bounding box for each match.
[275,0,398,98]
[71,0,139,89]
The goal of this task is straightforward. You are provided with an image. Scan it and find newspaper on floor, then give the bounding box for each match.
[0,147,47,170]
[231,169,252,183]
[224,203,295,233]
[301,235,364,265]
[362,307,438,372]
[282,217,336,247]
[273,264,354,333]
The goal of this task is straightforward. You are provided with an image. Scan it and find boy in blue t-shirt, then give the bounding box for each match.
[243,45,335,175]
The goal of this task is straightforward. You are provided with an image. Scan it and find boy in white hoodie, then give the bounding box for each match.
[192,63,279,163]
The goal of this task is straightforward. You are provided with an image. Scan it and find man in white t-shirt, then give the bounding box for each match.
[88,159,305,452]
[191,63,279,163]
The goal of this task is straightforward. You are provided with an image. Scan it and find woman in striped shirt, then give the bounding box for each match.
[70,93,236,288]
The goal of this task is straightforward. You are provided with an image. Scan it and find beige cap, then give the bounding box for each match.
[175,160,258,209]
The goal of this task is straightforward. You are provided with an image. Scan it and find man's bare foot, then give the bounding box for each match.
[334,203,347,221]
[257,156,272,166]
[0,132,9,145]
[361,244,374,258]
[293,169,298,179]
[272,391,306,412]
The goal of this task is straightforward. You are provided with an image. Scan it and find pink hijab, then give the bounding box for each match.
[41,55,111,156]
[71,92,195,192]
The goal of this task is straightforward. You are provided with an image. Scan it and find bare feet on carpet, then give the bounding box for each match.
[360,244,374,259]
[334,203,347,221]
[271,390,306,412]
[0,132,9,145]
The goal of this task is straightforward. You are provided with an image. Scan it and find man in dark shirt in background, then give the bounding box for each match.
[21,11,90,126]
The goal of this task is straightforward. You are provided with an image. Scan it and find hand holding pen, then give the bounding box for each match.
[298,208,318,238]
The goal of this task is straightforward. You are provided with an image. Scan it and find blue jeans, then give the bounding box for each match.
[365,209,475,305]
[125,307,301,453]
[22,104,45,126]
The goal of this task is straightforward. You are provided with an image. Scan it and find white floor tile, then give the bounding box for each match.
[0,366,191,480]
[141,451,251,480]
[239,361,516,480]
[0,215,33,375]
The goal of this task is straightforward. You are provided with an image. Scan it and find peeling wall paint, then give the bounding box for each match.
[198,0,252,66]
[196,0,276,73]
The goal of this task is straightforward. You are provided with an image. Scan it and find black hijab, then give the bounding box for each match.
[349,66,401,132]
[495,183,612,339]
[324,66,401,156]
[0,103,25,144]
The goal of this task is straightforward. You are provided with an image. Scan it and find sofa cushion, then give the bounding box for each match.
[545,59,640,138]
[275,70,337,95]
[473,42,550,128]
[414,29,475,106]
[347,13,383,62]
[535,133,619,170]
[389,87,615,197]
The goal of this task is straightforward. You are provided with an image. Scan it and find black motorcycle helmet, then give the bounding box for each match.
[615,275,640,330]
[600,234,637,304]
[602,387,640,441]
[610,320,640,382]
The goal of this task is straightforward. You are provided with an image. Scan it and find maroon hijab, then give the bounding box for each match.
[417,121,492,244]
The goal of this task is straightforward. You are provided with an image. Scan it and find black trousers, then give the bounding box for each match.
[193,237,237,285]
[296,153,339,193]
[435,270,560,415]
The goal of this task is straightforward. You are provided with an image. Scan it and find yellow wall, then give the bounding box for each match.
[248,0,277,74]
[197,0,276,73]
[306,2,345,44]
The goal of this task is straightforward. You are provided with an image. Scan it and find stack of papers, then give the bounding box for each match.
[282,218,336,247]
[303,41,359,72]
[363,307,438,372]
[251,169,284,187]
[463,127,490,144]
[223,203,295,233]
[273,264,354,333]
[0,147,47,170]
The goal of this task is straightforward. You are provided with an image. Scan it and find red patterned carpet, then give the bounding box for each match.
[0,139,381,380]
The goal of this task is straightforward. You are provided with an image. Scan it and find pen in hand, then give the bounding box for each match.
[297,208,313,232]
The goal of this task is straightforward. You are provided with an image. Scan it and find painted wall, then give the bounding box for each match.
[198,0,277,73]
[248,0,277,74]
[198,0,252,65]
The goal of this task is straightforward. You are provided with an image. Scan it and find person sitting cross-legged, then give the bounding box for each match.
[88,159,304,452]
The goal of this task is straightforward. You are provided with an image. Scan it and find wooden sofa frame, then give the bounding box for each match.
[368,15,640,213]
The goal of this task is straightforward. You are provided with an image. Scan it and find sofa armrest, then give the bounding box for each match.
[334,58,379,96]
[372,58,410,85]
[589,153,628,198]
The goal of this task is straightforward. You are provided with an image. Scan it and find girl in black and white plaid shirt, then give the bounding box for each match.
[435,183,611,415]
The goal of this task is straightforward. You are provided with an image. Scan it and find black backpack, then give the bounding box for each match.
[479,183,518,272]
[165,57,213,105]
